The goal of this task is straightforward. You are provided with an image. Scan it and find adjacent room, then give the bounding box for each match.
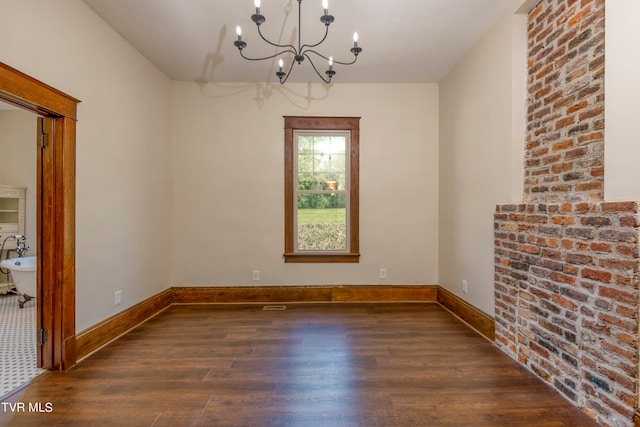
[0,0,639,425]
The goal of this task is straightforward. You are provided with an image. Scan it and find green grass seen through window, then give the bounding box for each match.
[298,208,346,224]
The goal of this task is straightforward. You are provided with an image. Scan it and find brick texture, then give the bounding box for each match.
[524,0,605,203]
[494,1,640,426]
[495,203,640,426]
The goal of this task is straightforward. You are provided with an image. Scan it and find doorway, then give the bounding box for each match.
[0,102,41,395]
[0,62,78,371]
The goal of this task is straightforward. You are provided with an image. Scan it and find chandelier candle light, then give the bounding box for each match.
[234,0,362,84]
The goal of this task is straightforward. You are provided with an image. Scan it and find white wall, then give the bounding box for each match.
[0,110,37,253]
[0,0,173,331]
[171,82,439,287]
[604,0,640,201]
[438,1,527,315]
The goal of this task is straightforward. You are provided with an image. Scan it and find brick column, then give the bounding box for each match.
[494,1,640,425]
[523,0,604,203]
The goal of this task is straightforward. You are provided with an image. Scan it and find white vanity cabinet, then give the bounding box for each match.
[0,185,26,293]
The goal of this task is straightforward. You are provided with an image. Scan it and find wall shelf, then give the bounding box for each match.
[0,185,26,293]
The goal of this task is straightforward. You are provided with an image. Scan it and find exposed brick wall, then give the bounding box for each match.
[524,0,605,203]
[494,1,640,426]
[495,202,639,425]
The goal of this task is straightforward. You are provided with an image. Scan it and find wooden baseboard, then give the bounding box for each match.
[172,285,334,303]
[172,285,438,304]
[75,284,493,362]
[75,288,173,360]
[437,287,495,341]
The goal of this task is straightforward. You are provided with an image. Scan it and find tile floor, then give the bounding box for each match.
[0,293,42,398]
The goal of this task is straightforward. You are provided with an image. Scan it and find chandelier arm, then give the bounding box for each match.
[238,48,297,62]
[327,55,359,66]
[300,25,330,51]
[303,49,359,66]
[278,59,297,84]
[256,25,297,52]
[304,54,332,84]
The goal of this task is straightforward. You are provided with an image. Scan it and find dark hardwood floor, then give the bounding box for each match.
[0,303,597,426]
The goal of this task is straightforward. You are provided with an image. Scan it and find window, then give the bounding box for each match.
[284,116,360,263]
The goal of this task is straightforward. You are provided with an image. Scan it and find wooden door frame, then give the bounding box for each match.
[0,62,78,370]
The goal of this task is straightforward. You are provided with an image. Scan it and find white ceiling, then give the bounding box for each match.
[83,0,513,84]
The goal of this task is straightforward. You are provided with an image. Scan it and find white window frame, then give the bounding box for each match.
[293,130,351,254]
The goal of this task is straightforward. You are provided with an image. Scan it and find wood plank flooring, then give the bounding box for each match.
[0,303,597,426]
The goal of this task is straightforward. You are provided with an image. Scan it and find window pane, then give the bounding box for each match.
[298,136,313,152]
[298,154,314,173]
[296,134,347,192]
[297,193,347,251]
[329,136,346,155]
[329,173,346,191]
[298,174,327,191]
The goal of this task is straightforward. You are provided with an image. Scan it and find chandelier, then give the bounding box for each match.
[233,0,363,84]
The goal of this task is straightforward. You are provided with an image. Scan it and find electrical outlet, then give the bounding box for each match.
[462,280,468,294]
[252,270,260,281]
[114,290,122,306]
[379,268,387,279]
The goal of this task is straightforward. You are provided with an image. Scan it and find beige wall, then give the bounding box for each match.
[603,0,640,412]
[0,110,37,252]
[4,0,635,335]
[0,0,173,331]
[604,0,640,201]
[170,82,440,286]
[438,1,527,315]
